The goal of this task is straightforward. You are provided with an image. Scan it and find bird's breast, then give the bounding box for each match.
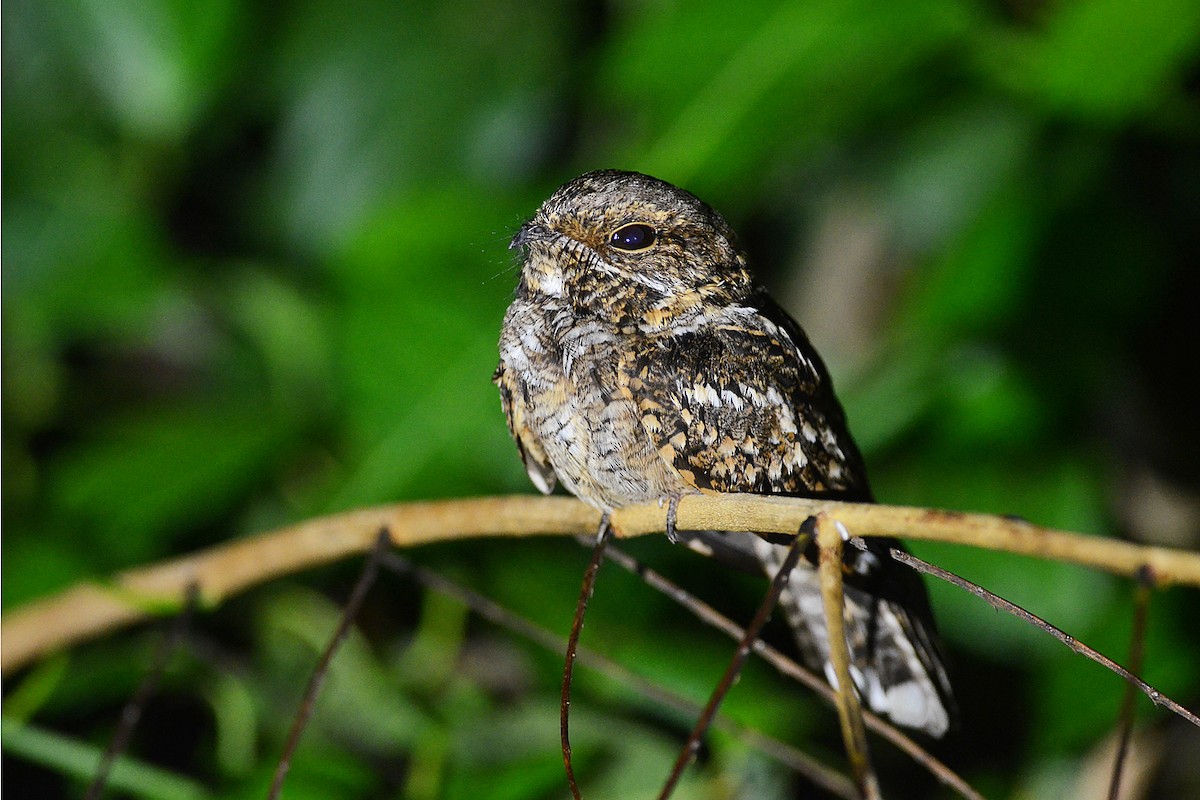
[499,300,687,509]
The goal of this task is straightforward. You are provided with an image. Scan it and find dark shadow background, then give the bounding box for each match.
[4,0,1199,797]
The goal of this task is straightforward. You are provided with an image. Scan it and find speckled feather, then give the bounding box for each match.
[496,170,954,736]
[625,291,866,498]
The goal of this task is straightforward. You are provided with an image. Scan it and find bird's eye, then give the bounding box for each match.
[609,224,657,251]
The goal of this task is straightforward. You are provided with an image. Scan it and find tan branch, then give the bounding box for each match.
[611,495,1200,587]
[2,497,597,674]
[5,494,1199,674]
[817,514,881,800]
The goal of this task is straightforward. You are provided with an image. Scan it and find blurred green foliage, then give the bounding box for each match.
[4,0,1199,797]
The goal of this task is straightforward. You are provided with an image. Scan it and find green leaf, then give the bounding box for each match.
[984,0,1200,123]
[47,401,293,567]
[1,716,211,800]
[57,0,242,140]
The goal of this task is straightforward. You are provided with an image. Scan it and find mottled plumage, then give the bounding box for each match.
[495,170,953,736]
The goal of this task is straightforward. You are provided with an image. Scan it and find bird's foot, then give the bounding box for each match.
[662,494,683,544]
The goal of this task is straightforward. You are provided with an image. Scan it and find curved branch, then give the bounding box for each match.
[4,494,1199,674]
[2,497,595,674]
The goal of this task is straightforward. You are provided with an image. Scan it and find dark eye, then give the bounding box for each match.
[609,223,656,251]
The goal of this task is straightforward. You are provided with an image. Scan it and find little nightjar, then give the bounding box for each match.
[495,170,953,736]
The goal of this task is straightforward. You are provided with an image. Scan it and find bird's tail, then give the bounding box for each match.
[750,534,955,737]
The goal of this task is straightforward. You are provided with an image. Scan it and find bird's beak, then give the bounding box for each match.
[510,221,552,251]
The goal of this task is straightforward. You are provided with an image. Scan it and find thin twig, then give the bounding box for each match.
[7,494,1200,673]
[267,528,391,800]
[597,539,831,695]
[379,551,856,799]
[83,583,198,800]
[817,515,880,800]
[657,522,809,800]
[600,540,986,800]
[561,515,612,800]
[1108,567,1153,800]
[891,550,1200,729]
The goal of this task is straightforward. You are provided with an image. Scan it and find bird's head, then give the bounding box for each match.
[511,170,753,329]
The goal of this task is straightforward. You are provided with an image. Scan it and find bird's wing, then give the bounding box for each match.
[624,293,955,736]
[494,362,558,495]
[624,294,869,500]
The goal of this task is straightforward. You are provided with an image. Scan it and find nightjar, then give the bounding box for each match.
[494,170,953,736]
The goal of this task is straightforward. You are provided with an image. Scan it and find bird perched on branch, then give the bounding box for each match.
[495,169,953,737]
